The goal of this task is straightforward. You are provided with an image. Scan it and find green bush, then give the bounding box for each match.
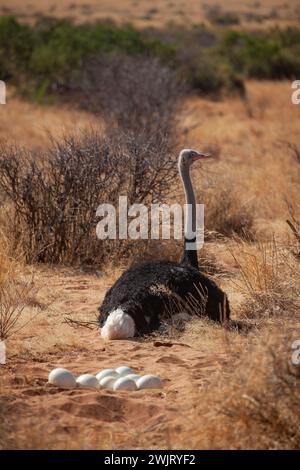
[0,16,175,99]
[1,16,300,100]
[220,29,300,79]
[0,16,33,79]
[179,53,226,94]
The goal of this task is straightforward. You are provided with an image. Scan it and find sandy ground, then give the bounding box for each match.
[1,267,229,449]
[0,0,299,29]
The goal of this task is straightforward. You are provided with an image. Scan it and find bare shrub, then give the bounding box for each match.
[71,55,183,136]
[0,55,183,266]
[0,135,117,264]
[0,232,16,287]
[0,128,178,265]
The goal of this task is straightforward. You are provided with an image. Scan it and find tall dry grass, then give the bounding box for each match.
[0,233,15,288]
[172,322,300,449]
[169,235,300,450]
[0,231,40,340]
[229,238,300,320]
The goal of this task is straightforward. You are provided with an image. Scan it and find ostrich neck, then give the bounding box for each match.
[180,164,199,270]
[181,165,196,233]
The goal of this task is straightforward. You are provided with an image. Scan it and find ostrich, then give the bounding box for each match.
[98,149,230,339]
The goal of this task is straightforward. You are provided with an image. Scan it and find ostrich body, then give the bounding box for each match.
[99,149,230,339]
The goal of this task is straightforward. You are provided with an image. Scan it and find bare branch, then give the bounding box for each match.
[63,317,99,330]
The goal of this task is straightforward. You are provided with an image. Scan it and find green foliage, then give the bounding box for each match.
[0,16,34,79]
[1,16,300,100]
[220,29,300,79]
[0,16,175,98]
[180,53,227,94]
[28,17,174,77]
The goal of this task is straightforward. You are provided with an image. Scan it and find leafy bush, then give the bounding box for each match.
[221,29,300,79]
[155,25,241,94]
[0,16,33,80]
[1,16,300,100]
[0,16,175,100]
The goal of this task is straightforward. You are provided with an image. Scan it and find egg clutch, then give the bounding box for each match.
[48,366,162,391]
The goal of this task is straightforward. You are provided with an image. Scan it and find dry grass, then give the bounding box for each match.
[0,87,99,149]
[172,320,300,449]
[0,233,16,287]
[2,0,299,29]
[229,238,300,320]
[0,228,42,340]
[0,275,39,340]
[161,236,300,449]
[166,234,300,449]
[184,81,300,236]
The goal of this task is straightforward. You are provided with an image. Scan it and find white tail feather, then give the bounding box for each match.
[101,308,135,340]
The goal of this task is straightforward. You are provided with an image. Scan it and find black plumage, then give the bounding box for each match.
[99,259,230,336]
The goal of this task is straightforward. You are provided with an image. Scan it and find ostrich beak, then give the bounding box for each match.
[192,152,212,161]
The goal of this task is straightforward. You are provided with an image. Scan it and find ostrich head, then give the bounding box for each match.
[178,149,211,170]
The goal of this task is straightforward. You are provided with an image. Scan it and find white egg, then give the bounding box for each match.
[113,377,137,391]
[136,375,162,390]
[115,366,134,376]
[99,375,118,389]
[124,374,141,382]
[96,369,119,381]
[48,368,77,389]
[76,374,99,390]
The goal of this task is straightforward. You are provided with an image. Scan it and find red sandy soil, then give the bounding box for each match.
[1,267,228,449]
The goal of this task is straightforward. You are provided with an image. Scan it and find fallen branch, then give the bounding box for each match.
[63,317,99,330]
